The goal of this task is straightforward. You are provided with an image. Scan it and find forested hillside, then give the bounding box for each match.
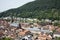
[0,0,60,20]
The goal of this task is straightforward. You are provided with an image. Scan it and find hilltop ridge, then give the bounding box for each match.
[0,0,60,20]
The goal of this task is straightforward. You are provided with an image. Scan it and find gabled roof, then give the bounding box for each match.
[54,32,60,35]
[10,22,19,27]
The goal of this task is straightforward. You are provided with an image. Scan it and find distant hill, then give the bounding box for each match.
[0,0,60,20]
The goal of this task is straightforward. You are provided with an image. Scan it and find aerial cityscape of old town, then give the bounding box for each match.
[0,17,60,40]
[0,0,60,40]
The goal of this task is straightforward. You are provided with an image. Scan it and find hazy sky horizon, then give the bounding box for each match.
[0,0,34,12]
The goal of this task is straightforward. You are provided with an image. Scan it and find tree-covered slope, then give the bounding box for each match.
[0,0,60,20]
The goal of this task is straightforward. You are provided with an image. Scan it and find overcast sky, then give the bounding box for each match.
[0,0,34,12]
